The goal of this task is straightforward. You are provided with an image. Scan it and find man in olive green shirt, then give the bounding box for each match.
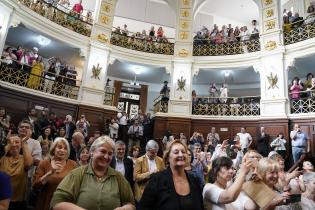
[50,164,135,210]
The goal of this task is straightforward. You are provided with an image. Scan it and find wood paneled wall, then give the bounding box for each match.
[0,86,116,135]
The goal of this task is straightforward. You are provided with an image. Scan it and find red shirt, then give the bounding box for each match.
[72,3,83,13]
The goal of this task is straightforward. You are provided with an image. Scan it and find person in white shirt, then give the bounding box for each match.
[237,127,252,153]
[117,111,128,144]
[109,117,119,140]
[270,132,287,159]
[301,172,315,209]
[17,120,42,206]
[203,156,256,210]
[127,119,143,153]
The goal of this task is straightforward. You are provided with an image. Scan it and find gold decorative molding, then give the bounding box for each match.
[182,0,190,6]
[179,31,189,40]
[265,19,276,31]
[181,10,190,18]
[264,0,273,6]
[100,15,110,25]
[267,72,279,89]
[101,3,111,14]
[264,40,277,51]
[96,33,108,43]
[91,63,102,80]
[177,49,189,57]
[180,21,189,29]
[265,8,274,18]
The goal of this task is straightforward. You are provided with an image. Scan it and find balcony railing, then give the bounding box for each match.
[193,38,260,56]
[153,95,168,113]
[18,0,92,36]
[110,32,175,55]
[192,96,260,116]
[289,89,315,114]
[283,18,315,45]
[104,86,115,106]
[0,61,80,100]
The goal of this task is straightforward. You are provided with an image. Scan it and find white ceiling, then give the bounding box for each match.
[107,59,170,84]
[5,25,81,62]
[194,66,260,85]
[198,0,260,25]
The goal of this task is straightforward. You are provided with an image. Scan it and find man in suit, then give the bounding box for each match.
[134,140,165,202]
[69,131,84,162]
[110,140,134,188]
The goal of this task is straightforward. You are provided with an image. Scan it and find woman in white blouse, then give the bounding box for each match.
[203,156,257,210]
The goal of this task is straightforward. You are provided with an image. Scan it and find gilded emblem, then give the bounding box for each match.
[180,31,188,40]
[101,4,111,13]
[100,16,110,25]
[264,41,277,51]
[177,76,186,91]
[265,20,276,30]
[266,9,274,18]
[178,49,189,57]
[181,10,189,17]
[264,0,273,6]
[181,21,189,29]
[267,72,278,89]
[183,0,189,6]
[91,63,102,80]
[96,33,108,43]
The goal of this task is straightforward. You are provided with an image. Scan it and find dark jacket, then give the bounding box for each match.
[257,133,271,157]
[138,167,204,210]
[110,157,134,188]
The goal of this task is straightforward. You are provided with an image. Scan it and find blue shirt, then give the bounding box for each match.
[0,172,12,200]
[291,131,308,147]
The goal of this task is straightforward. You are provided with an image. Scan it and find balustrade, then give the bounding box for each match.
[283,18,315,45]
[110,32,175,55]
[192,96,260,116]
[193,38,260,56]
[153,95,168,113]
[0,61,80,100]
[18,0,92,36]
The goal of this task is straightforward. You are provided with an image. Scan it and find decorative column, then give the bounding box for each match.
[167,0,195,116]
[79,0,117,106]
[259,0,289,118]
[0,1,14,53]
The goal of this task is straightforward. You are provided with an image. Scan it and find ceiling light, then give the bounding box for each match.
[37,35,51,46]
[133,67,142,75]
[224,71,230,77]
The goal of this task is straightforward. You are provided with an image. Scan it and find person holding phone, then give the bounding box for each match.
[75,114,90,138]
[290,123,310,163]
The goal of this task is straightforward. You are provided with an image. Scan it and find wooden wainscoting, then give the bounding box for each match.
[0,86,117,135]
[289,119,315,158]
[154,116,291,149]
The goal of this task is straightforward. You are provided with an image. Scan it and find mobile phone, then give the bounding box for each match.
[285,194,301,204]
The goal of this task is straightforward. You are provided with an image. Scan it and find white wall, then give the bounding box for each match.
[113,16,176,39]
[192,83,260,97]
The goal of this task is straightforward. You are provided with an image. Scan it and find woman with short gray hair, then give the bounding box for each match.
[51,136,135,210]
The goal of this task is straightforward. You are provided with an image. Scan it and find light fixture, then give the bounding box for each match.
[130,74,140,86]
[133,67,142,75]
[37,35,51,46]
[224,71,230,77]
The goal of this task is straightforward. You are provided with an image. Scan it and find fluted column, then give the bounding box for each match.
[168,0,195,116]
[79,0,117,106]
[259,0,289,118]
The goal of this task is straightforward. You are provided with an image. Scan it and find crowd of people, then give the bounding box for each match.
[283,3,315,32]
[22,0,93,24]
[111,24,174,54]
[194,20,260,45]
[1,46,78,97]
[290,73,315,100]
[0,101,314,210]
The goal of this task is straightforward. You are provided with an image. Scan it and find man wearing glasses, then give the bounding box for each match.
[18,120,42,206]
[290,123,310,163]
